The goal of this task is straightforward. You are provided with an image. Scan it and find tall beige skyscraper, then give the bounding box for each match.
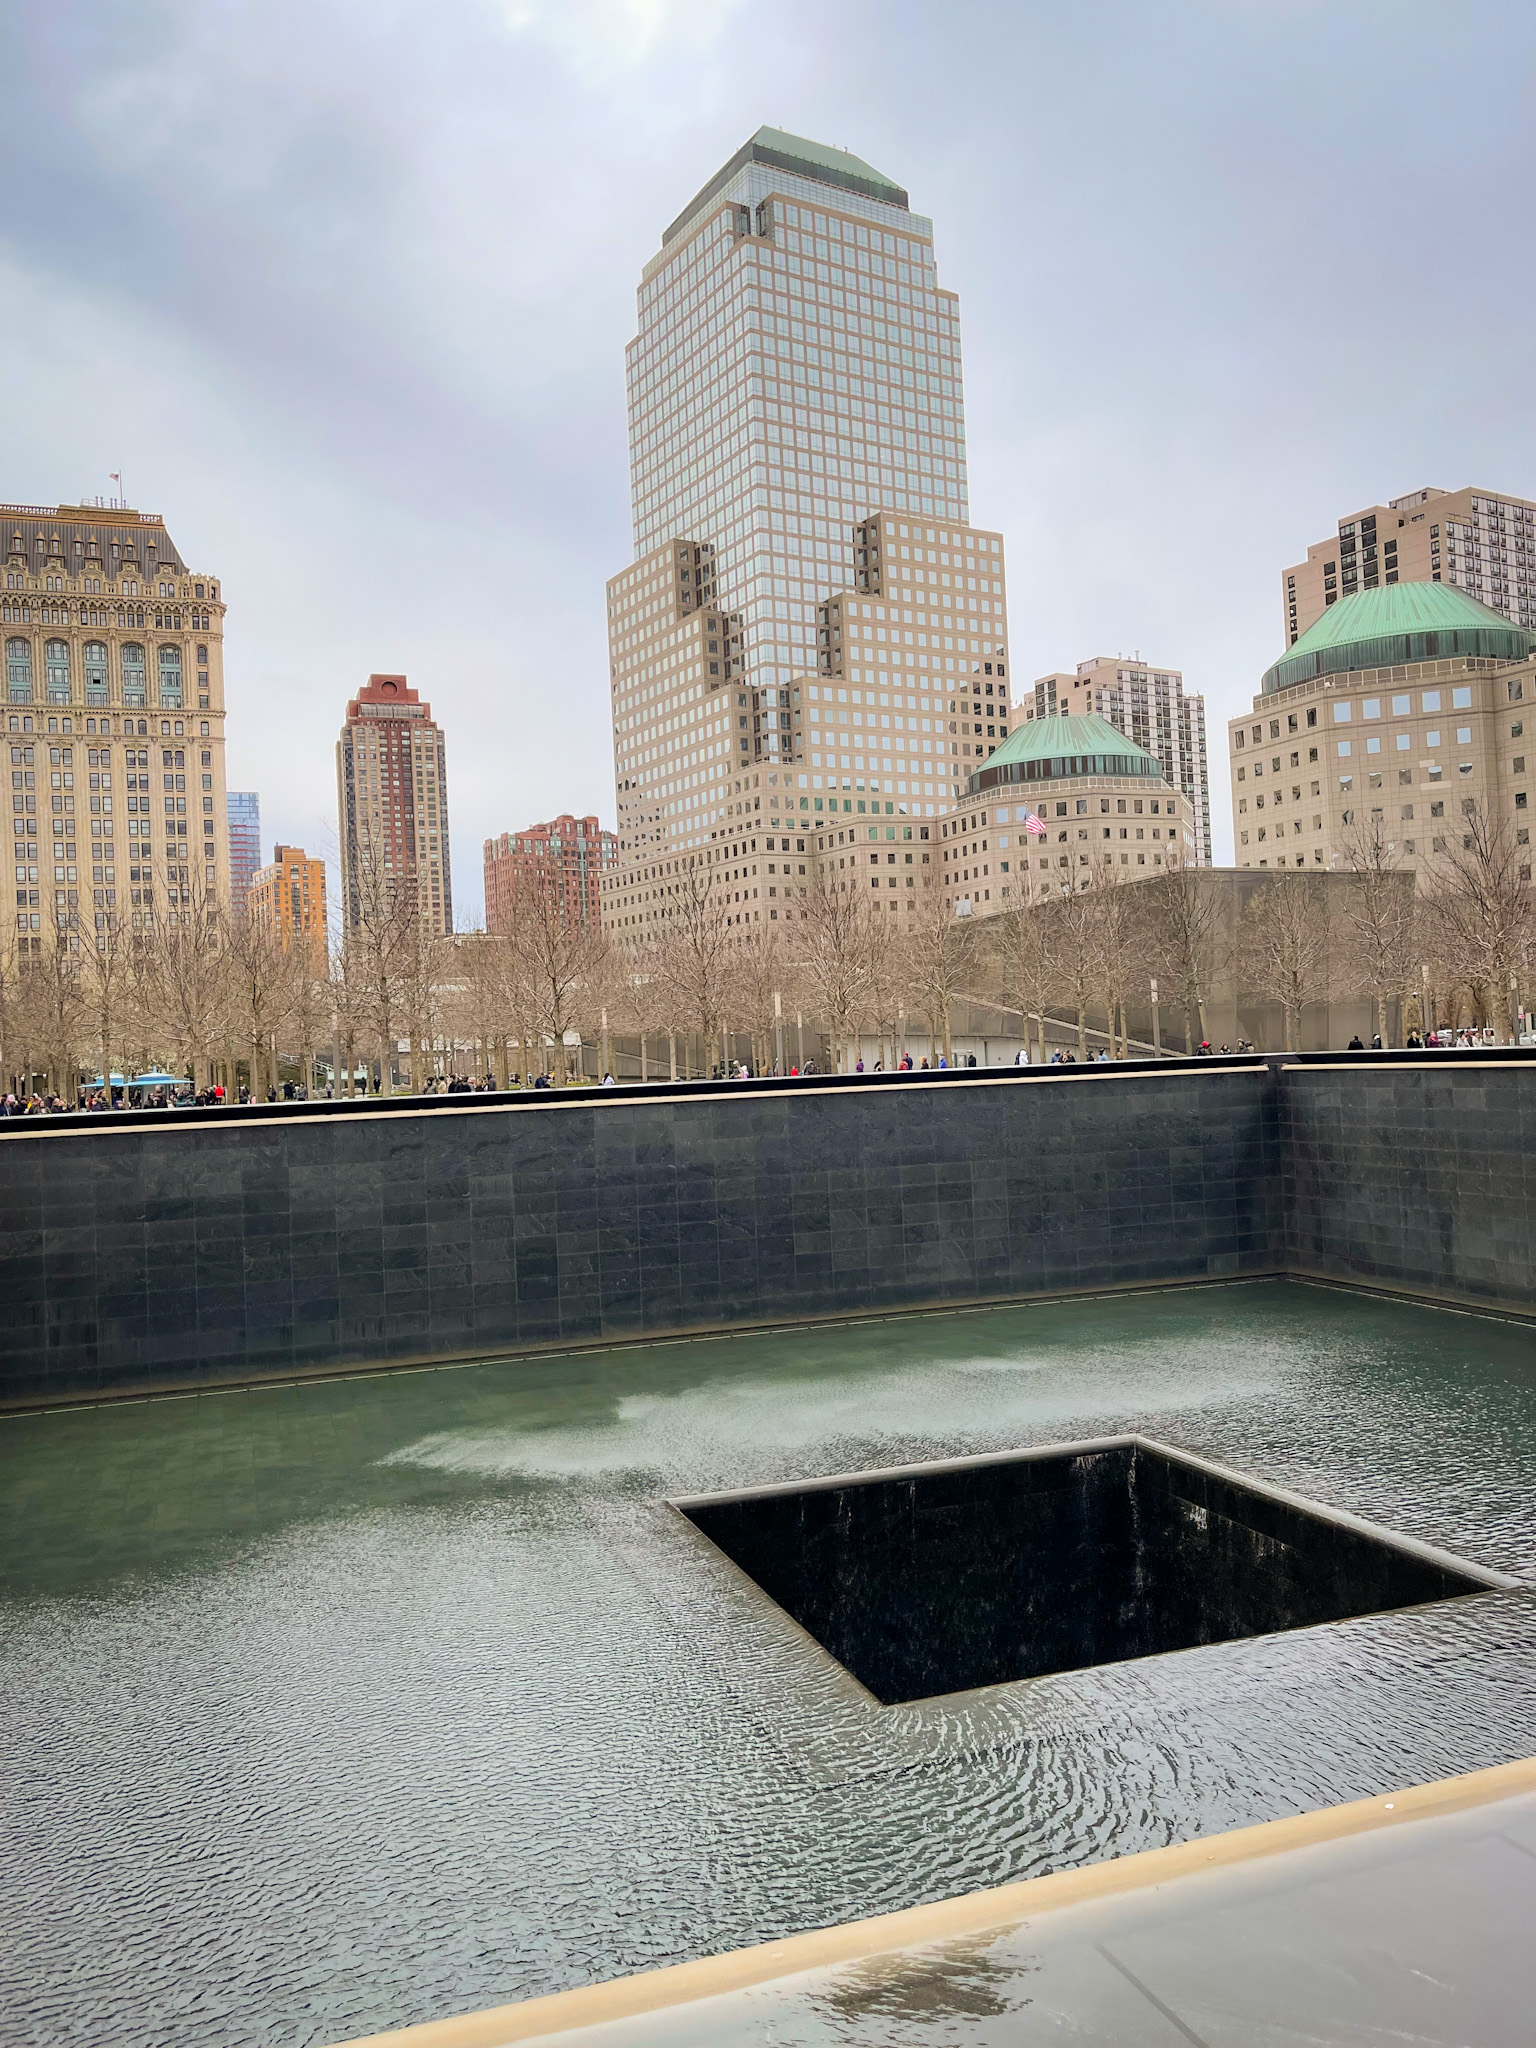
[607,127,976,884]
[1282,486,1536,648]
[2,499,230,941]
[336,673,452,936]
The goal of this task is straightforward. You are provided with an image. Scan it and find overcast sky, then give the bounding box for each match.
[5,0,1534,916]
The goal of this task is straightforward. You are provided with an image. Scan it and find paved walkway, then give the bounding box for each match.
[336,1760,1536,2048]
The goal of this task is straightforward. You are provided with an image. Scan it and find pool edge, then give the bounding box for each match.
[324,1753,1536,2047]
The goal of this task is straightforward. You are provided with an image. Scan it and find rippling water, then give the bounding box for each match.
[3,1280,1534,2048]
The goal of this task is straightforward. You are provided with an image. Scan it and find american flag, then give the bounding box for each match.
[1024,811,1047,837]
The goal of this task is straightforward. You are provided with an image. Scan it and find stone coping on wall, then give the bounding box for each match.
[0,1050,1273,1141]
[322,1755,1536,2048]
[1,1045,1531,1147]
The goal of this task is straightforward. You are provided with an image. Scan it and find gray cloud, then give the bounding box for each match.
[4,0,1533,915]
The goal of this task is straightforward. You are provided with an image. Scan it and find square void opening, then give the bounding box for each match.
[674,1437,1502,1706]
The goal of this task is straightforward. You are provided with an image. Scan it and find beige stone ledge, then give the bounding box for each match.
[326,1753,1536,2048]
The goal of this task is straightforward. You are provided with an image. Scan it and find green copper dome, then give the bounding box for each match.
[1262,583,1533,696]
[969,711,1163,796]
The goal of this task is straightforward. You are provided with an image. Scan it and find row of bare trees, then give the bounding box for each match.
[1231,810,1534,1049]
[3,806,1530,1098]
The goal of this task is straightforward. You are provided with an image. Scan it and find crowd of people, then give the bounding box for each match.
[1,1023,1525,1114]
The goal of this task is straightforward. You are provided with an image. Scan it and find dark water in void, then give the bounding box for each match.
[2,1280,1534,2048]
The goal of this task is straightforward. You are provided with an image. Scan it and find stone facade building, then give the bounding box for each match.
[484,815,615,935]
[249,842,328,972]
[938,711,1195,918]
[1228,583,1533,880]
[1021,655,1211,867]
[336,674,452,936]
[601,129,1013,947]
[1,500,230,943]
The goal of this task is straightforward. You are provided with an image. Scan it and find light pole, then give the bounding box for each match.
[773,989,783,1075]
[1150,977,1161,1057]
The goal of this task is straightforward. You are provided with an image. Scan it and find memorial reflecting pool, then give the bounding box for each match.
[3,1279,1534,2048]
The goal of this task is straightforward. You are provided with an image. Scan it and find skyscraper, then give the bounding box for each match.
[335,674,452,936]
[603,127,997,935]
[1,499,232,937]
[1281,486,1536,648]
[227,791,260,923]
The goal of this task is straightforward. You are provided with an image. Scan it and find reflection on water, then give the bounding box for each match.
[2,1281,1533,2048]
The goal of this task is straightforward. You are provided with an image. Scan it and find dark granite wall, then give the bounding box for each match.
[1281,1060,1536,1309]
[0,1055,1531,1407]
[0,1064,1279,1404]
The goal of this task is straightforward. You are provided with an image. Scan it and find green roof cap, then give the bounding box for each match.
[969,711,1164,797]
[665,128,908,245]
[1263,582,1534,695]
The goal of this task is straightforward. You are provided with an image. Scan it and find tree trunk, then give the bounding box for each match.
[1076,1006,1087,1060]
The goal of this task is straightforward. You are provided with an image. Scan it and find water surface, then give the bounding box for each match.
[3,1280,1533,2047]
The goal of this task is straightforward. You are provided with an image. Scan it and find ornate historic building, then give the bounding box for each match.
[2,500,230,940]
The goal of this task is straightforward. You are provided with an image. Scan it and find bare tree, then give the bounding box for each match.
[1340,819,1418,1046]
[1051,879,1100,1060]
[343,822,420,1094]
[224,911,294,1099]
[799,868,889,1070]
[725,921,788,1072]
[900,873,982,1065]
[1145,847,1221,1053]
[78,906,143,1099]
[144,879,228,1093]
[507,883,612,1084]
[17,902,90,1099]
[1086,858,1147,1058]
[1422,801,1533,1040]
[612,953,672,1081]
[650,858,733,1075]
[990,897,1062,1064]
[1233,874,1334,1051]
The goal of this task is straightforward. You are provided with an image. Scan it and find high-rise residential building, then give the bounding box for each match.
[249,842,328,972]
[941,712,1197,917]
[1282,486,1536,648]
[484,814,616,935]
[335,673,452,935]
[1228,583,1533,880]
[1,499,231,940]
[1021,657,1212,866]
[602,127,1008,941]
[227,791,260,923]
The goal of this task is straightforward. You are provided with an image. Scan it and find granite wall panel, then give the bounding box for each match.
[0,1065,1285,1403]
[1281,1062,1536,1308]
[1,1056,1529,1405]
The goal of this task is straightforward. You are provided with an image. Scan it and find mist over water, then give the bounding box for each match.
[3,1282,1533,2048]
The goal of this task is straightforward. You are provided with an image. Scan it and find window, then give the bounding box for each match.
[1333,702,1352,722]
[43,639,70,703]
[84,641,108,706]
[158,645,183,709]
[1422,691,1441,712]
[6,636,31,704]
[1452,686,1472,709]
[1337,740,1352,757]
[121,643,147,708]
